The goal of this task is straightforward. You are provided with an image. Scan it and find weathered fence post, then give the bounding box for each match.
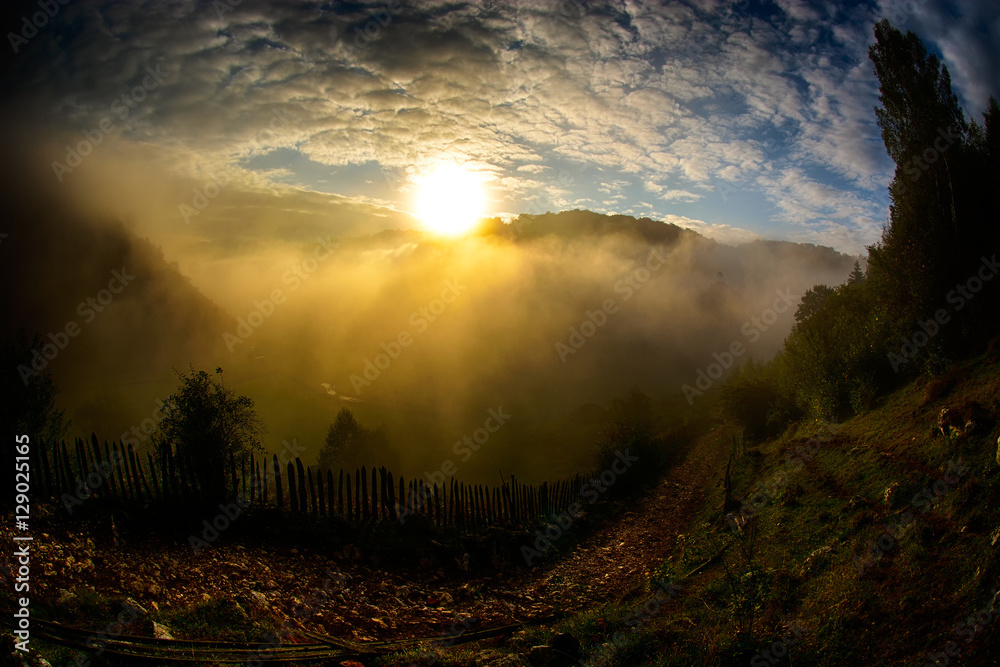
[287,461,299,513]
[338,469,344,517]
[361,466,369,521]
[387,471,396,521]
[273,454,283,511]
[295,459,307,513]
[317,468,325,517]
[327,470,336,517]
[379,467,389,521]
[307,466,317,516]
[345,472,353,520]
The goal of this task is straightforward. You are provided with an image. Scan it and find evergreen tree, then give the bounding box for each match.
[318,408,397,472]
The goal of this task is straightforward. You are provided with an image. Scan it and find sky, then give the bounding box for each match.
[3,0,999,258]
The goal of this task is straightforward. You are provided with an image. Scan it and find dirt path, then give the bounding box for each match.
[504,424,735,614]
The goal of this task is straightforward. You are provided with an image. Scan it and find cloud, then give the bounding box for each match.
[3,0,996,256]
[660,214,760,246]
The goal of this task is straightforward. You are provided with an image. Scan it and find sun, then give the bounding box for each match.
[413,163,487,236]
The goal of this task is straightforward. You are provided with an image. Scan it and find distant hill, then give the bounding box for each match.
[488,209,706,247]
[2,198,859,480]
[0,188,231,439]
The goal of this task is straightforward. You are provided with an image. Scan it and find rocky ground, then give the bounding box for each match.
[1,427,731,664]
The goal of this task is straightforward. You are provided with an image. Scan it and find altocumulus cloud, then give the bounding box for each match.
[1,0,998,257]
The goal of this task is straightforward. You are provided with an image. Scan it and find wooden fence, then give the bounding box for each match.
[30,435,589,529]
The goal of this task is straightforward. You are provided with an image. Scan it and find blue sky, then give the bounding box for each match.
[5,0,999,255]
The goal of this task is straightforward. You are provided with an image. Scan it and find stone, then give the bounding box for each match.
[882,482,900,506]
[123,597,148,616]
[939,407,962,437]
[800,546,833,577]
[152,621,174,640]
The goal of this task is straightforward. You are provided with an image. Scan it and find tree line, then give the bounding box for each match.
[721,19,1000,433]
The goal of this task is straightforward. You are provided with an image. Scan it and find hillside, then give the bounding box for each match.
[7,349,1000,665]
[483,349,1000,665]
[0,195,233,442]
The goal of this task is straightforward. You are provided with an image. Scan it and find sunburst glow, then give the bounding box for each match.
[413,163,487,236]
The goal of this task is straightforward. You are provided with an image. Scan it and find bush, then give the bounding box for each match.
[153,366,265,502]
[594,390,664,488]
[719,359,801,441]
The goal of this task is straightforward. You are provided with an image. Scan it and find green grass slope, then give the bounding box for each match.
[507,351,1000,666]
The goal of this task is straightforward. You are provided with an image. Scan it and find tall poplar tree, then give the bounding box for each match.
[866,19,968,341]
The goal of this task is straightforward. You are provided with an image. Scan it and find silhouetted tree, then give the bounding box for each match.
[867,19,1000,354]
[847,261,865,286]
[725,22,1000,423]
[1,330,69,508]
[794,285,834,324]
[984,97,1000,164]
[2,330,69,447]
[318,408,396,472]
[594,390,662,485]
[867,19,969,335]
[153,366,265,501]
[719,359,800,441]
[784,277,890,418]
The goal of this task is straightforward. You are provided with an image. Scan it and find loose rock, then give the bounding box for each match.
[152,621,174,640]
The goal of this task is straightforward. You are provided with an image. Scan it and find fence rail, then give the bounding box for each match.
[36,435,592,529]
